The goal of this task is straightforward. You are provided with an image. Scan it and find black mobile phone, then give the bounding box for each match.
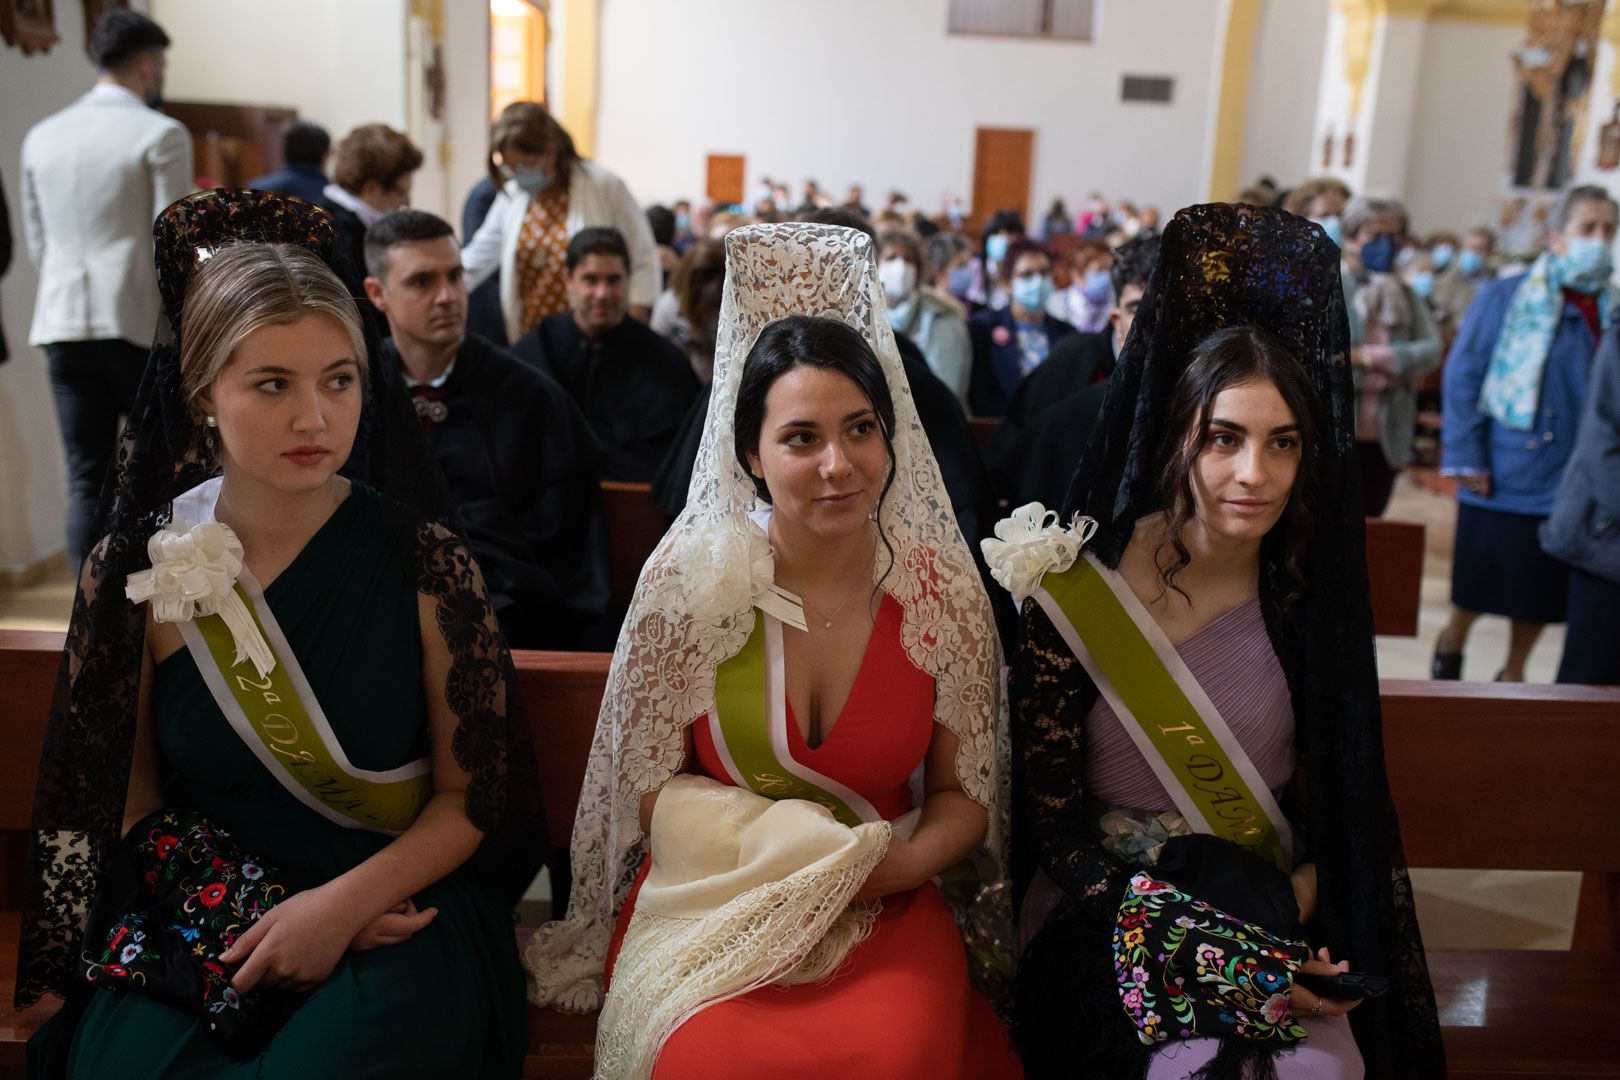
[1294,971,1390,1001]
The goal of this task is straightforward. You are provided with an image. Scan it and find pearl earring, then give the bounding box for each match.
[204,415,218,428]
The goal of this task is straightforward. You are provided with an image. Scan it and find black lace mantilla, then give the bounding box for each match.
[16,190,545,1008]
[1013,203,1444,1076]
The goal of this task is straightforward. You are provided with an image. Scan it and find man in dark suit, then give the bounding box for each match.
[511,228,700,482]
[363,209,611,649]
[247,121,331,205]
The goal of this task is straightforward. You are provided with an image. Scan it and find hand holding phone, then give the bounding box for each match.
[1289,947,1367,1020]
[1294,969,1389,1002]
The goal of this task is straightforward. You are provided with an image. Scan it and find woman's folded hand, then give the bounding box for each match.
[854,834,924,901]
[222,884,370,994]
[350,897,439,951]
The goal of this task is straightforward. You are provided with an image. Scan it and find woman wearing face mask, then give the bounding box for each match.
[926,231,976,305]
[1338,196,1442,517]
[1424,231,1478,351]
[1284,177,1353,250]
[461,101,661,342]
[1434,184,1620,682]
[877,227,973,404]
[967,239,1078,418]
[969,210,1026,310]
[1048,241,1114,334]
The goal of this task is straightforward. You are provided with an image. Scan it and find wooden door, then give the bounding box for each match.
[971,127,1034,230]
[706,154,746,207]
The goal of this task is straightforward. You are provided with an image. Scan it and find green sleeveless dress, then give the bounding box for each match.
[64,484,527,1078]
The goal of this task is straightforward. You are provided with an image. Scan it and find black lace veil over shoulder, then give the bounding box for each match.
[16,190,545,1008]
[1018,203,1442,1074]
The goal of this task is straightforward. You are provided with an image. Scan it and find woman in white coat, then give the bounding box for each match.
[461,101,659,341]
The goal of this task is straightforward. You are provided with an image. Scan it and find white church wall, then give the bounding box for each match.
[153,0,411,156]
[0,4,95,572]
[1241,0,1331,188]
[590,0,1226,219]
[1402,18,1522,236]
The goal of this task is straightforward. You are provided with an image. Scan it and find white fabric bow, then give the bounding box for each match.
[980,501,1099,604]
[676,516,807,631]
[125,519,276,679]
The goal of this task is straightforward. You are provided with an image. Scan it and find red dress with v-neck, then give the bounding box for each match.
[604,596,1021,1078]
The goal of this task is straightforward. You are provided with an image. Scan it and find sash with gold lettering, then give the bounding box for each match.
[707,612,883,829]
[1033,553,1296,871]
[172,480,433,836]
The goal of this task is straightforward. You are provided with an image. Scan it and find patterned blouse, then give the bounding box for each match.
[515,187,572,336]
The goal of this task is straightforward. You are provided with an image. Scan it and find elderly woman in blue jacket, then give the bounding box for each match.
[1542,319,1620,684]
[1435,184,1620,681]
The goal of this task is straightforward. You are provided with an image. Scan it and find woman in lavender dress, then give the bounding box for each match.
[996,204,1443,1079]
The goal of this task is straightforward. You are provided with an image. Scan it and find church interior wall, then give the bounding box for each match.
[150,0,412,173]
[1241,0,1332,191]
[590,0,1226,216]
[1402,18,1524,236]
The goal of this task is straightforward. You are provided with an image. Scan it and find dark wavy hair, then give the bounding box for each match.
[733,314,899,576]
[1155,325,1323,609]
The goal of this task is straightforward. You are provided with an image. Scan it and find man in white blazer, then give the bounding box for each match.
[19,9,193,567]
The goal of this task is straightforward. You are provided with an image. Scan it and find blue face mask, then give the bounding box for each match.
[1080,269,1112,304]
[1430,244,1455,272]
[512,165,550,193]
[1457,249,1487,278]
[675,213,689,234]
[1407,271,1434,298]
[985,234,1011,266]
[1558,236,1615,294]
[1359,233,1401,274]
[1011,272,1053,312]
[946,264,975,298]
[1313,215,1344,248]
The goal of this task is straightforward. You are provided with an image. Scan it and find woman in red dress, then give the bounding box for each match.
[525,223,1018,1078]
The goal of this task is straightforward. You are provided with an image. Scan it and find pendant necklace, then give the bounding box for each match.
[787,572,870,630]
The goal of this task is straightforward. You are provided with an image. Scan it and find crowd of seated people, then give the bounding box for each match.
[120,75,1601,691]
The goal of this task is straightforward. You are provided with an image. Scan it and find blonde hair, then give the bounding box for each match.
[179,243,367,405]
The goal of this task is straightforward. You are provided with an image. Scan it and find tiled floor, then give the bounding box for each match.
[0,558,72,633]
[0,479,1582,946]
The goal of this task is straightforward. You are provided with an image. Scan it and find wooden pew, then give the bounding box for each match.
[598,480,668,610]
[1379,679,1620,1077]
[595,481,1427,636]
[3,634,1615,1076]
[1365,518,1424,637]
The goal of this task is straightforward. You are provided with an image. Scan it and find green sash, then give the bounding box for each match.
[181,577,433,836]
[1034,555,1295,871]
[708,612,882,829]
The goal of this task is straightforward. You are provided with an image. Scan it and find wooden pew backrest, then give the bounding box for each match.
[599,481,667,610]
[1364,518,1424,637]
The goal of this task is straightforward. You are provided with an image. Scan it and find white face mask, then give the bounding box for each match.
[878,257,918,303]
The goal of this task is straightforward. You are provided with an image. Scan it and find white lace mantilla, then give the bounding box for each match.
[523,222,1009,1011]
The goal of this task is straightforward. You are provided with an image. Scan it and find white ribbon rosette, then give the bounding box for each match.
[979,502,1100,604]
[673,515,807,632]
[125,519,276,679]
